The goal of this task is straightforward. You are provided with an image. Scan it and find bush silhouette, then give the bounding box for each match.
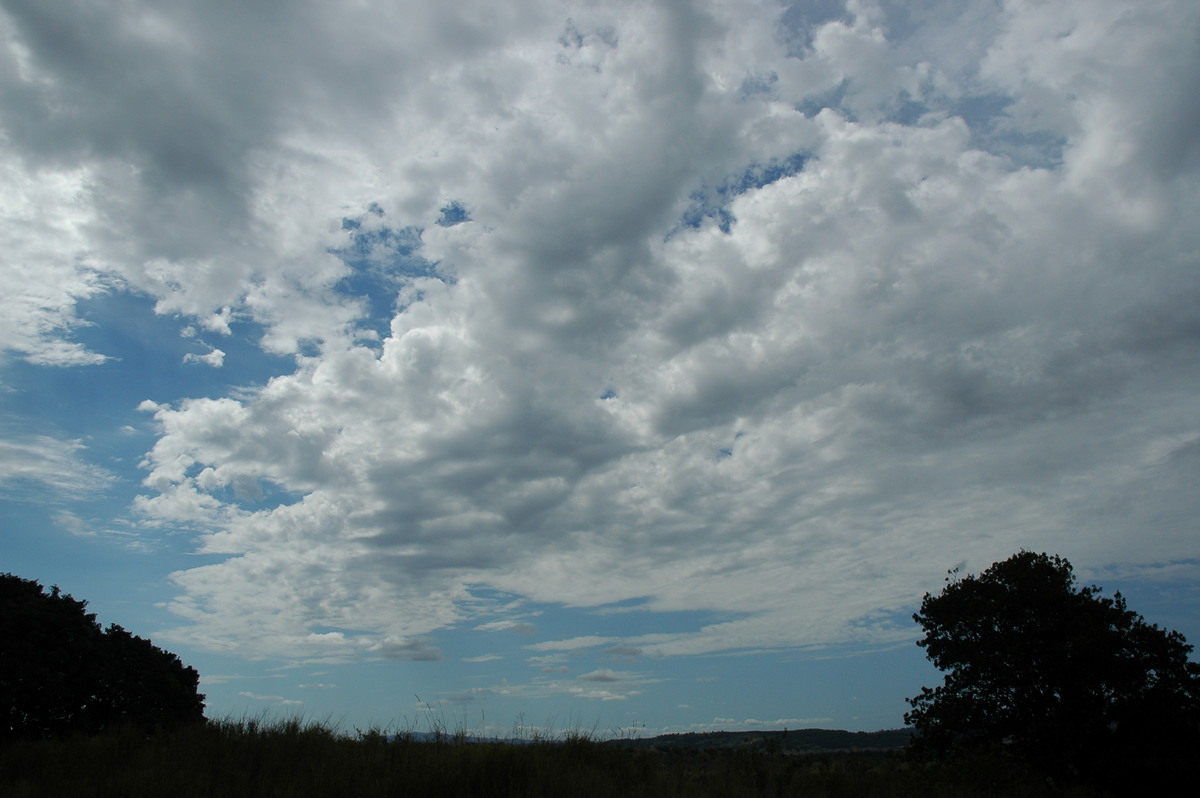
[1,573,204,742]
[905,551,1200,787]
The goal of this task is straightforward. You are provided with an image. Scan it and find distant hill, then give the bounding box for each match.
[607,728,913,755]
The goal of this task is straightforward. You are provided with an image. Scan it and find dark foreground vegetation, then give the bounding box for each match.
[5,554,1197,796]
[905,552,1200,796]
[614,727,913,755]
[1,573,204,742]
[0,717,1110,798]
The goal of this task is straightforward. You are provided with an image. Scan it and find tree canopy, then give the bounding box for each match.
[1,573,205,742]
[905,551,1200,784]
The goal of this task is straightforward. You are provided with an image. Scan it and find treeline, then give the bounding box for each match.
[1,574,204,742]
[612,727,913,755]
[0,716,1101,798]
[5,553,1199,796]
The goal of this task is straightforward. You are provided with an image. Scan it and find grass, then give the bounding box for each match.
[0,716,1109,797]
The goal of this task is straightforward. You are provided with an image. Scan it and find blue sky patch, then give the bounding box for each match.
[331,209,445,338]
[678,153,809,233]
[739,71,778,101]
[436,201,471,227]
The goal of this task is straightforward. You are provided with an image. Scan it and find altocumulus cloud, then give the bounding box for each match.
[2,0,1199,677]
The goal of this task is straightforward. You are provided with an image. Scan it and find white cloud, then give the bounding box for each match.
[238,692,304,707]
[577,669,634,683]
[0,160,111,368]
[369,636,443,662]
[50,510,151,552]
[485,666,658,703]
[3,0,1199,670]
[474,621,537,635]
[199,673,258,686]
[0,436,115,500]
[684,716,834,732]
[604,645,643,658]
[528,636,619,653]
[183,347,225,368]
[238,692,284,702]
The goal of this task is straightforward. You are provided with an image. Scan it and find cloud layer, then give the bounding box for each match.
[3,0,1199,668]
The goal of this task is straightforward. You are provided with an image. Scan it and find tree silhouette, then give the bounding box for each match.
[905,551,1200,785]
[1,573,205,741]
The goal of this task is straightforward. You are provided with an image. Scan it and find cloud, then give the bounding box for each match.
[198,674,251,686]
[238,692,285,701]
[577,669,633,683]
[474,621,537,635]
[0,436,115,500]
[3,0,1199,674]
[0,155,112,369]
[369,636,443,662]
[183,347,225,368]
[237,692,303,707]
[527,637,618,653]
[527,653,571,673]
[688,717,834,732]
[486,667,657,703]
[51,510,151,552]
[604,645,643,658]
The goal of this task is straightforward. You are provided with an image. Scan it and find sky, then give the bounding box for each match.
[2,0,1199,737]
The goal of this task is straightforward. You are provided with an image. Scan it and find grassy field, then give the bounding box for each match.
[0,717,1109,797]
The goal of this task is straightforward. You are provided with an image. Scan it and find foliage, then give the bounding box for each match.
[0,715,1103,797]
[0,573,205,742]
[905,551,1200,787]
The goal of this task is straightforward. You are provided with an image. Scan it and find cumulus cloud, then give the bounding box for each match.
[183,347,225,368]
[2,0,1199,671]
